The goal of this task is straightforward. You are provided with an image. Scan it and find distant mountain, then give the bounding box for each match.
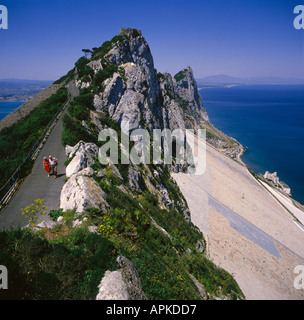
[196,75,304,86]
[0,78,53,89]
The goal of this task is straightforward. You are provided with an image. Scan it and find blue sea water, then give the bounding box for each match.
[0,101,24,121]
[199,85,304,205]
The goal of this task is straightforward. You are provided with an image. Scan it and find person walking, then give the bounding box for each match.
[43,157,50,177]
[49,155,58,179]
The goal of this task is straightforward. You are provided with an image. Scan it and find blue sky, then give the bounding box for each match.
[0,0,303,80]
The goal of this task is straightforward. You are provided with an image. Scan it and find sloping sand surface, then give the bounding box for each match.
[172,140,304,300]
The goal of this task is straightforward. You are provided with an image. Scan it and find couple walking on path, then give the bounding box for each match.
[43,155,58,178]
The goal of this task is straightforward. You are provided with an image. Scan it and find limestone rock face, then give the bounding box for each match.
[91,31,208,140]
[96,270,129,300]
[174,67,209,123]
[96,255,147,300]
[60,167,109,213]
[65,141,99,178]
[94,72,126,114]
[102,34,163,132]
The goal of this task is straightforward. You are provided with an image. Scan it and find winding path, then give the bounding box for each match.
[0,82,78,229]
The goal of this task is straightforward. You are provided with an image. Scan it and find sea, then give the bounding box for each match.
[199,85,304,205]
[0,101,24,121]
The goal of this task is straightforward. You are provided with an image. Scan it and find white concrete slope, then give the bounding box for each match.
[172,131,304,300]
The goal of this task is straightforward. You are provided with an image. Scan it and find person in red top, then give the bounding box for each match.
[49,155,58,179]
[43,157,50,177]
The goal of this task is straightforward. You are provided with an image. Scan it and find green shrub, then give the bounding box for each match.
[62,114,97,146]
[91,64,118,93]
[0,228,117,300]
[73,93,94,110]
[49,209,63,221]
[68,103,89,121]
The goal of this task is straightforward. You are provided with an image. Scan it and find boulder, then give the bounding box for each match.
[96,255,147,300]
[65,141,99,178]
[60,167,109,214]
[96,270,129,300]
[128,165,145,193]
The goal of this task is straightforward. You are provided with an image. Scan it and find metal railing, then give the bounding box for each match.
[0,94,70,212]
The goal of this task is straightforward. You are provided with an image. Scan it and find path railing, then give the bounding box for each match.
[0,93,70,212]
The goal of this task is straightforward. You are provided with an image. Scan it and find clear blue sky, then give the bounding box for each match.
[0,0,303,80]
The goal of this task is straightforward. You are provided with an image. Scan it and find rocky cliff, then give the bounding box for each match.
[78,28,209,134]
[75,28,241,158]
[56,28,244,300]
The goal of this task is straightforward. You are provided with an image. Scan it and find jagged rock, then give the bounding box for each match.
[119,28,142,37]
[87,60,102,74]
[96,255,147,300]
[94,72,126,114]
[150,217,172,241]
[90,110,104,132]
[65,141,99,178]
[97,171,106,178]
[96,270,129,300]
[88,225,98,233]
[128,165,145,193]
[113,90,144,132]
[196,239,206,253]
[60,167,109,213]
[82,120,94,135]
[93,94,103,110]
[32,220,56,231]
[101,33,163,132]
[189,274,208,300]
[72,219,82,228]
[174,67,209,123]
[66,152,85,178]
[89,31,211,170]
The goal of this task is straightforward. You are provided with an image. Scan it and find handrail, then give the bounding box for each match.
[0,91,71,212]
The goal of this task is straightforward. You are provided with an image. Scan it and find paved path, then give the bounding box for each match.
[0,82,78,230]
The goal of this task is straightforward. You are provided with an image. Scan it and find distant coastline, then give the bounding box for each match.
[196,74,304,88]
[0,83,62,131]
[0,78,53,103]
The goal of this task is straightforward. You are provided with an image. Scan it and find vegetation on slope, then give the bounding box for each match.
[0,87,68,196]
[0,32,244,300]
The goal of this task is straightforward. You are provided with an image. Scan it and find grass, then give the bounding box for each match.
[0,223,117,300]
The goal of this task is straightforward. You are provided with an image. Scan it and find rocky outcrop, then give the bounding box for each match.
[96,255,147,300]
[174,67,209,123]
[89,29,243,161]
[65,141,99,178]
[60,167,109,213]
[92,30,208,137]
